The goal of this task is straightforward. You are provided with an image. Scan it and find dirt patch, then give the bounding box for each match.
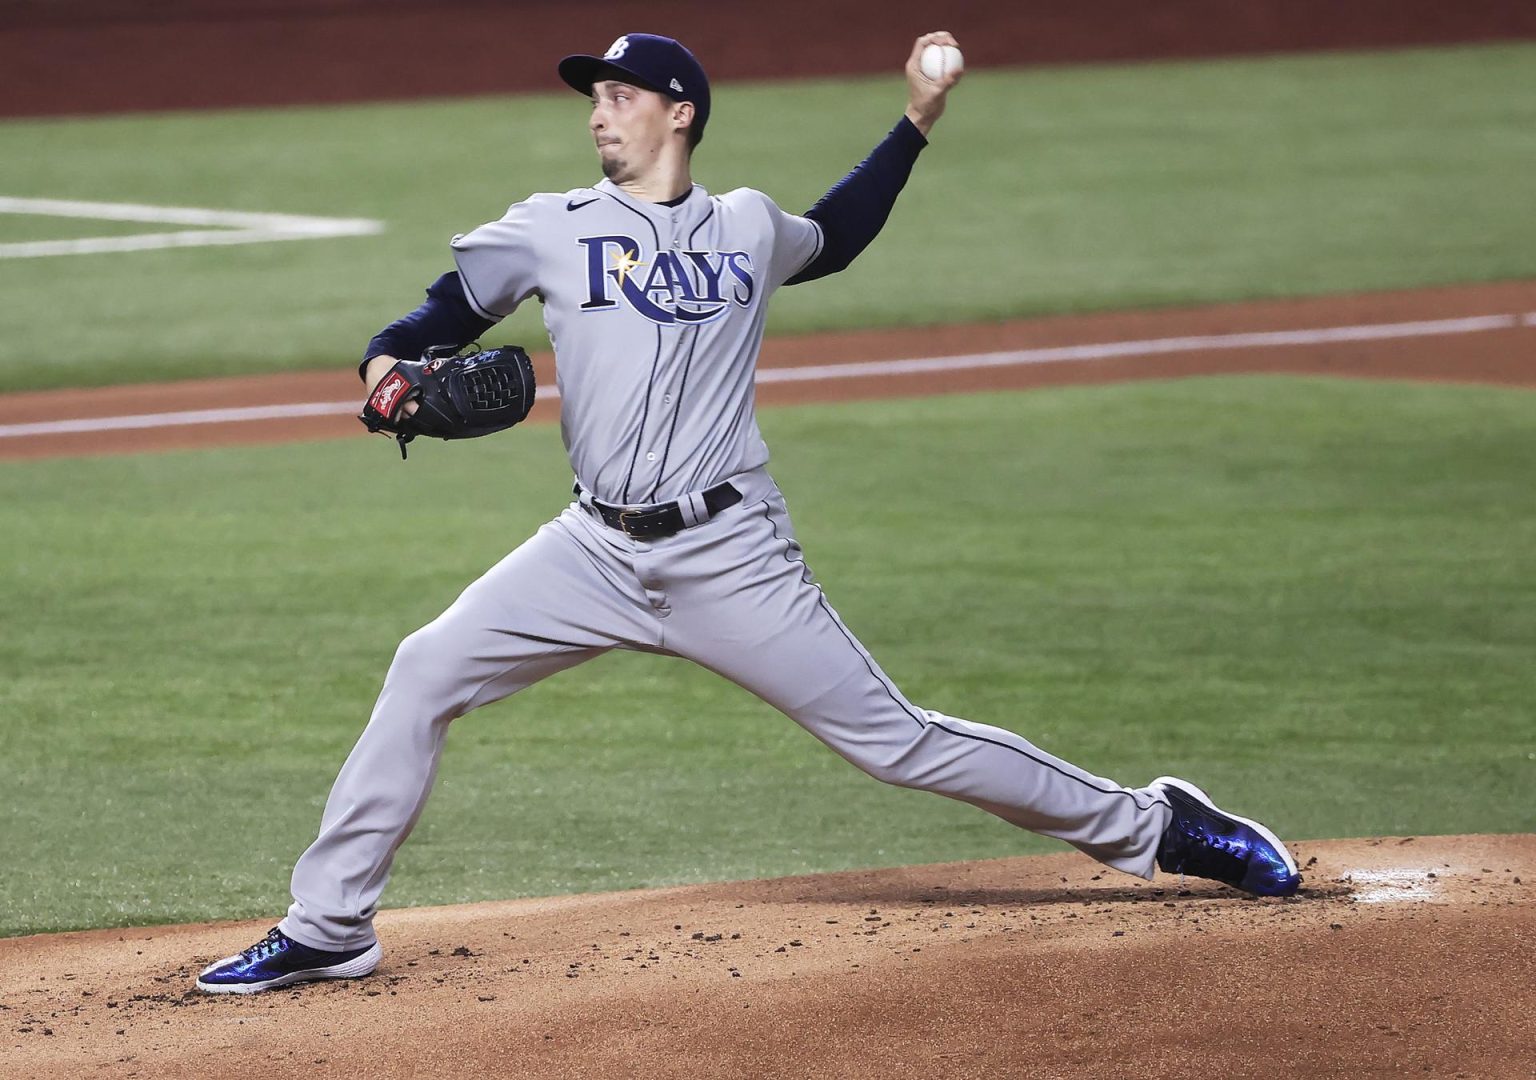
[4,1,1533,119]
[2,280,1533,461]
[1,835,1531,1078]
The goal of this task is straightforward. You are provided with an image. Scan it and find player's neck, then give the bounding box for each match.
[613,156,693,205]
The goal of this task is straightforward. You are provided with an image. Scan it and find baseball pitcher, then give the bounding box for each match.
[198,31,1300,994]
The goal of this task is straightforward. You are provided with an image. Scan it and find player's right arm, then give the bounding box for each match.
[362,197,547,395]
[361,272,496,392]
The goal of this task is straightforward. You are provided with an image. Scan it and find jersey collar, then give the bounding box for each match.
[594,179,709,225]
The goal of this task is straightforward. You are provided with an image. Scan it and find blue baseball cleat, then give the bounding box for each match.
[1151,776,1302,897]
[196,927,381,994]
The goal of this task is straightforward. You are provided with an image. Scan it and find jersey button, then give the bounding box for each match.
[646,452,657,462]
[663,394,673,405]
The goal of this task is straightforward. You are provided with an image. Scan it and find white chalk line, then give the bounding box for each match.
[0,196,382,258]
[1344,867,1440,904]
[2,311,1531,440]
[1,400,372,438]
[756,313,1525,383]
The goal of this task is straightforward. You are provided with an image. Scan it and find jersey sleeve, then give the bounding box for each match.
[753,191,825,291]
[450,199,543,320]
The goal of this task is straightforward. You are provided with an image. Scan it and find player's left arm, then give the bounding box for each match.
[785,31,963,286]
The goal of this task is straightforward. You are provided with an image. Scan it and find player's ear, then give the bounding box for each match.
[672,100,695,138]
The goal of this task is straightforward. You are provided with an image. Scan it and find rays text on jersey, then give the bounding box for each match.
[577,234,755,325]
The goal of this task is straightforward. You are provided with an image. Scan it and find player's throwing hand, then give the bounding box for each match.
[905,31,964,137]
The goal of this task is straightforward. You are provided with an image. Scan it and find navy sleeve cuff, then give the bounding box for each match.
[358,271,497,381]
[892,114,929,150]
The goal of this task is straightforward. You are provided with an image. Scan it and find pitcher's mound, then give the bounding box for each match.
[3,834,1532,1078]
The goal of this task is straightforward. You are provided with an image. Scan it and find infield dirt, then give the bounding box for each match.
[2,835,1531,1078]
[4,279,1535,460]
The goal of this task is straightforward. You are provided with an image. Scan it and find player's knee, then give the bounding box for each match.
[859,742,928,789]
[862,759,912,787]
[856,725,944,789]
[386,622,468,702]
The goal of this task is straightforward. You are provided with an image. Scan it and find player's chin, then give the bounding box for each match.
[599,154,630,182]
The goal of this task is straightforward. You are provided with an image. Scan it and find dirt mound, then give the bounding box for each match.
[2,835,1531,1078]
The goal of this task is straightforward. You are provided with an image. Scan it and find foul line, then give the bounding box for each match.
[757,313,1526,384]
[0,196,382,258]
[2,311,1530,440]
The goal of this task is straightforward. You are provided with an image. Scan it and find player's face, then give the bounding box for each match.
[589,80,678,182]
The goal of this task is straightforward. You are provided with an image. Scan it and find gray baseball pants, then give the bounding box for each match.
[281,467,1172,950]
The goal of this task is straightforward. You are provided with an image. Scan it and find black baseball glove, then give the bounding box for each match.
[359,343,537,459]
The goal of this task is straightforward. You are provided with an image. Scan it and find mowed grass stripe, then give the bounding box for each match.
[0,42,1534,391]
[1,376,1532,936]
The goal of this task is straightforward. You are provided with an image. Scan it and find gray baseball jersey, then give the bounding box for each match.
[451,179,820,503]
[279,177,1174,952]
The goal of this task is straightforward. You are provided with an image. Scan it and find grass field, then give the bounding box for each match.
[2,376,1533,937]
[0,43,1533,391]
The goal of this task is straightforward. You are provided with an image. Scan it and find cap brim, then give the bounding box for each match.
[558,55,666,96]
[557,55,605,94]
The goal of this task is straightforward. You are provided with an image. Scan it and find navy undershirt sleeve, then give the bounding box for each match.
[785,116,929,286]
[358,271,497,381]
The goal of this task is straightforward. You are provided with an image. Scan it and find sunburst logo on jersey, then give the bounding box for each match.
[608,247,645,286]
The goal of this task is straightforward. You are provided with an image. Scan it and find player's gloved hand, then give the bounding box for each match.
[359,343,537,459]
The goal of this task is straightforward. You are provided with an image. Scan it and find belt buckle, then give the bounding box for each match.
[617,507,645,537]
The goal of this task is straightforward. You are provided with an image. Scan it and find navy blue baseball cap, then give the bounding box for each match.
[558,33,711,145]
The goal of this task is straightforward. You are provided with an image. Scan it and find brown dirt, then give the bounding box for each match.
[3,0,1532,119]
[3,279,1533,461]
[2,835,1532,1078]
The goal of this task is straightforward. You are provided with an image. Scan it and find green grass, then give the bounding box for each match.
[0,42,1533,391]
[0,213,165,243]
[1,376,1532,937]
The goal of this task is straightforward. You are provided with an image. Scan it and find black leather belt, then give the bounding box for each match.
[579,481,743,539]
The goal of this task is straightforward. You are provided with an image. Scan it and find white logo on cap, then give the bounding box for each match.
[603,36,629,61]
[669,77,683,93]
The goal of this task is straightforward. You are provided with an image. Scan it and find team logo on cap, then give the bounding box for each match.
[604,37,629,60]
[577,235,755,325]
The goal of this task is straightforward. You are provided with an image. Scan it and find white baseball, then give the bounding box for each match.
[919,43,964,81]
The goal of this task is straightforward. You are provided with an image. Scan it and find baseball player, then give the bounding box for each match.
[198,31,1300,994]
